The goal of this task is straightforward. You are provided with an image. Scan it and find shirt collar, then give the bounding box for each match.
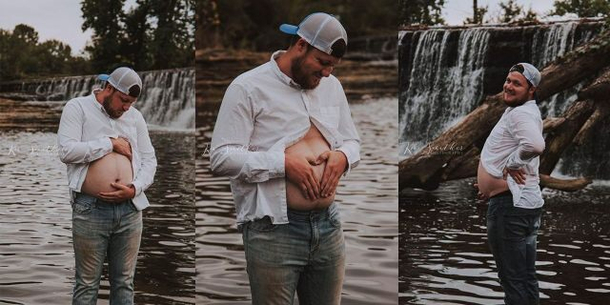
[508,99,537,111]
[270,50,301,89]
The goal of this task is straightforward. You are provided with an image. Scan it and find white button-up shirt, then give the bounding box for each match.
[210,51,361,225]
[481,100,545,208]
[57,91,157,210]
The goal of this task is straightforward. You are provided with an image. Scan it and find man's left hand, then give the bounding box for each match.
[98,183,136,202]
[503,167,526,185]
[316,150,348,198]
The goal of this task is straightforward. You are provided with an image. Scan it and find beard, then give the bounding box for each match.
[291,54,321,90]
[503,91,529,107]
[103,93,123,119]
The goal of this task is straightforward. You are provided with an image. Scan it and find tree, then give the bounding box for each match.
[498,0,522,23]
[122,0,151,70]
[0,24,91,81]
[81,0,127,71]
[464,5,488,24]
[401,0,445,26]
[552,0,610,17]
[148,0,195,69]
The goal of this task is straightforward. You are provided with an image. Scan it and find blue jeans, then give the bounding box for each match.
[71,192,142,305]
[242,203,345,305]
[487,193,542,305]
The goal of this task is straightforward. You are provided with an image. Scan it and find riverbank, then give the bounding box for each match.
[196,48,397,126]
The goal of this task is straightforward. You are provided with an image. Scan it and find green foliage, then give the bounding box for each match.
[552,0,610,17]
[81,0,127,71]
[492,0,539,24]
[498,0,522,23]
[0,25,91,82]
[81,0,194,72]
[464,6,488,24]
[401,0,445,26]
[199,0,401,51]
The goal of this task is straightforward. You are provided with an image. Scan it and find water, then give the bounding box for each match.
[0,68,196,129]
[399,21,602,147]
[399,179,610,304]
[0,130,196,304]
[196,97,399,304]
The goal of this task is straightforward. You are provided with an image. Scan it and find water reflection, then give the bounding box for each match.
[0,130,196,304]
[400,179,610,304]
[196,97,399,304]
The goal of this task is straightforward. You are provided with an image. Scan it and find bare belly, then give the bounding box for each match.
[477,161,509,198]
[285,124,335,210]
[81,152,133,197]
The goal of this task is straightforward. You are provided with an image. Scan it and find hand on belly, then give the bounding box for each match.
[82,152,134,201]
[286,158,335,210]
[285,123,339,210]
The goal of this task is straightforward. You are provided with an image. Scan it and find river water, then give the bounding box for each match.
[0,130,196,304]
[196,97,399,304]
[400,179,610,305]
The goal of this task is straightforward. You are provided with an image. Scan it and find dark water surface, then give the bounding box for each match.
[400,179,610,305]
[196,97,399,304]
[0,130,196,304]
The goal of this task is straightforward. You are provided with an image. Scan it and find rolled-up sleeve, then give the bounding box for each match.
[57,101,113,164]
[131,112,157,196]
[210,82,285,183]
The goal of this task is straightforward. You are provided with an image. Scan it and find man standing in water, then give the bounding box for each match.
[477,63,545,304]
[210,12,360,304]
[58,67,157,304]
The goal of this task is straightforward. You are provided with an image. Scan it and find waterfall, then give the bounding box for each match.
[399,20,606,177]
[137,68,195,130]
[0,68,195,129]
[399,27,490,146]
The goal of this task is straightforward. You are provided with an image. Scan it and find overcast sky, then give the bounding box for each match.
[444,0,556,25]
[0,0,558,55]
[0,0,136,56]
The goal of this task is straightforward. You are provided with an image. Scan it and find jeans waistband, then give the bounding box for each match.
[287,203,337,222]
[74,191,131,205]
[490,190,512,199]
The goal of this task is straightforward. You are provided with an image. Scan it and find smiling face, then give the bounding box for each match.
[290,40,340,89]
[503,71,536,107]
[102,86,137,119]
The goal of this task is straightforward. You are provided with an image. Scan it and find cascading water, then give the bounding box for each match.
[399,20,607,177]
[399,28,489,147]
[0,68,195,129]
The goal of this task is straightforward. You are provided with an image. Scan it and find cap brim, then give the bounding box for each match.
[98,74,110,81]
[279,24,299,35]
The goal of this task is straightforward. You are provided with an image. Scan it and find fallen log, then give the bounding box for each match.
[400,30,610,191]
[540,175,593,192]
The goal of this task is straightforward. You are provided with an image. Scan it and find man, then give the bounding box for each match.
[57,66,157,304]
[210,12,360,305]
[477,63,545,305]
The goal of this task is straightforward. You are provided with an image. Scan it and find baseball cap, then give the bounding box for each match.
[509,63,541,87]
[280,12,348,58]
[98,67,142,98]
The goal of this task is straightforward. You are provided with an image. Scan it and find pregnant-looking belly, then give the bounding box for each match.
[285,124,335,210]
[476,161,509,198]
[81,152,134,196]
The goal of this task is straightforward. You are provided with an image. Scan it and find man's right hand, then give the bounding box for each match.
[110,137,132,161]
[285,154,320,200]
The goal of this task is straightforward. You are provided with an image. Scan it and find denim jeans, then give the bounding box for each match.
[242,203,345,305]
[487,193,542,305]
[71,192,142,305]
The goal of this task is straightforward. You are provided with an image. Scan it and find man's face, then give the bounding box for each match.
[503,71,535,107]
[291,46,341,89]
[103,87,136,119]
